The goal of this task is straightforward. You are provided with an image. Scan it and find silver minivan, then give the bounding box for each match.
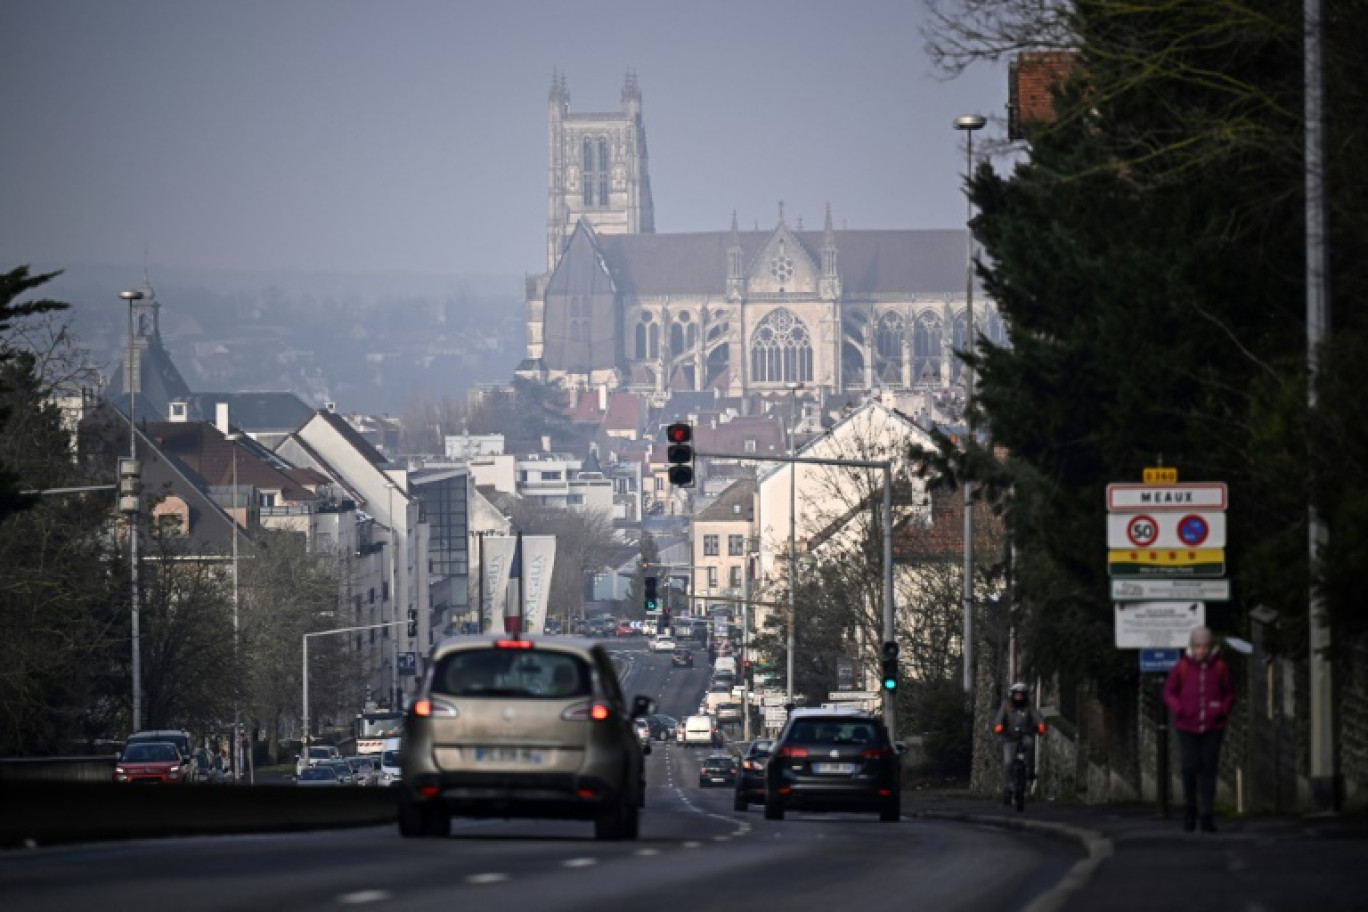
[398,636,654,840]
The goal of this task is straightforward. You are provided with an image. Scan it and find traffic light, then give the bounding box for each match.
[407,607,418,638]
[644,576,659,612]
[880,640,900,693]
[665,422,695,487]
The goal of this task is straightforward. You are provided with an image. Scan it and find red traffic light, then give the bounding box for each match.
[666,423,691,444]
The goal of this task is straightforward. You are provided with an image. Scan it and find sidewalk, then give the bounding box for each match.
[906,791,1368,912]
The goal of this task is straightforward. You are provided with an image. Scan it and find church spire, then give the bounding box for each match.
[727,210,745,302]
[820,202,841,300]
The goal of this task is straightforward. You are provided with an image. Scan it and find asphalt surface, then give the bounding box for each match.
[0,637,1081,912]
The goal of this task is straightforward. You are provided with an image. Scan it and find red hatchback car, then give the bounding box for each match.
[114,741,189,784]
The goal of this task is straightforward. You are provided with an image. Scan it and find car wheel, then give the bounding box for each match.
[733,792,748,812]
[398,795,426,838]
[763,794,785,821]
[595,797,629,841]
[879,795,901,823]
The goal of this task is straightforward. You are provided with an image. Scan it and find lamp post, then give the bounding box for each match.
[784,380,803,708]
[954,113,986,697]
[119,288,145,731]
[225,432,243,781]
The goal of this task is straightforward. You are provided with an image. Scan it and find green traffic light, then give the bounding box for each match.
[882,678,897,691]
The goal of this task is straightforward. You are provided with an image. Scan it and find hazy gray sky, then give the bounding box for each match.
[4,0,1005,282]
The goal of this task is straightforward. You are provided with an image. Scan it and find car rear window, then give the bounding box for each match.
[785,719,883,745]
[703,758,733,770]
[432,648,591,699]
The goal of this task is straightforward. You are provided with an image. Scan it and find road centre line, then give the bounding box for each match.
[337,890,392,905]
[466,873,510,885]
[562,857,598,868]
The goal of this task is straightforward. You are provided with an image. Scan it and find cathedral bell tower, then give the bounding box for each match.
[544,71,655,274]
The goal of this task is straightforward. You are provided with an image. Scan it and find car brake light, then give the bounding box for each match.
[862,747,892,760]
[413,699,432,717]
[777,746,808,759]
[576,787,599,799]
[494,639,533,649]
[418,785,440,798]
[590,703,611,721]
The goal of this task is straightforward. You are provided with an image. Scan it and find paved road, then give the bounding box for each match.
[0,637,1080,912]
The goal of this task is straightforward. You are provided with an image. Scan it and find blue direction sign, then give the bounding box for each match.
[397,651,418,677]
[1140,649,1181,673]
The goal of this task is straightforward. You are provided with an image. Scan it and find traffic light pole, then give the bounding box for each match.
[694,450,896,739]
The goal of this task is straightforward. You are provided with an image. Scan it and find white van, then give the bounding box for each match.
[378,737,402,787]
[683,715,718,747]
[713,656,737,676]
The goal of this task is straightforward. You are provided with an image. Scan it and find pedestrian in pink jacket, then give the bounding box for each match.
[1163,626,1235,832]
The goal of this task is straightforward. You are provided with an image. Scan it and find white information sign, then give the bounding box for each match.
[1112,578,1231,602]
[1106,511,1227,550]
[828,691,882,701]
[763,707,788,724]
[1114,601,1206,649]
[762,693,787,707]
[1107,483,1227,511]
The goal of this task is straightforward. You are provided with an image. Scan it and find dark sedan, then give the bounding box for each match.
[646,714,678,741]
[671,648,695,668]
[698,754,738,788]
[733,739,774,810]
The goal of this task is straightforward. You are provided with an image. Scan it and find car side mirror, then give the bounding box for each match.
[630,695,656,718]
[894,741,907,756]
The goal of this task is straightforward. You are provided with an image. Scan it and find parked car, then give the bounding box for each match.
[398,635,655,840]
[113,741,190,784]
[649,635,677,653]
[764,708,900,822]
[671,648,695,668]
[698,754,739,788]
[733,739,774,810]
[297,766,342,787]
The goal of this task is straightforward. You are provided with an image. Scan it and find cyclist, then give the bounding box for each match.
[993,681,1047,805]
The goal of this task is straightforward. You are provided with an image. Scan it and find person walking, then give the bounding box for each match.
[993,682,1047,805]
[1163,626,1235,833]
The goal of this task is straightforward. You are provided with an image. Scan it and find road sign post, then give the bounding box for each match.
[1109,470,1228,824]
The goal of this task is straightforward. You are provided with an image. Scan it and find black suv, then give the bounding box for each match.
[671,648,694,668]
[764,709,900,822]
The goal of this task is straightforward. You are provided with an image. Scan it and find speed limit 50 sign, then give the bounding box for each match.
[1106,511,1226,550]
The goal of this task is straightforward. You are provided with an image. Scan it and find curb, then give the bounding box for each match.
[908,809,1113,912]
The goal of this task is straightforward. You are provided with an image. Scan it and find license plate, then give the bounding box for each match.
[812,762,857,775]
[474,747,544,764]
[709,776,726,782]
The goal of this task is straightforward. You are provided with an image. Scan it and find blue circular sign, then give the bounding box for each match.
[1177,514,1209,547]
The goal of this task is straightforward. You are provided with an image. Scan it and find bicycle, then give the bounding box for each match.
[1009,738,1028,813]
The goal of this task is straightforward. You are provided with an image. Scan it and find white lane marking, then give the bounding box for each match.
[466,873,510,885]
[338,891,393,905]
[712,835,731,842]
[562,857,598,869]
[683,841,702,848]
[635,848,661,856]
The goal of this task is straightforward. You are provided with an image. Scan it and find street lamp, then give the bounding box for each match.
[955,113,986,697]
[119,288,145,731]
[225,432,243,781]
[784,380,803,708]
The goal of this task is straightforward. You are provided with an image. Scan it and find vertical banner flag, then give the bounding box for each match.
[504,533,524,635]
[521,536,558,634]
[482,536,517,629]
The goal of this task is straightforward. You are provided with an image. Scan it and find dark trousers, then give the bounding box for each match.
[1177,729,1225,816]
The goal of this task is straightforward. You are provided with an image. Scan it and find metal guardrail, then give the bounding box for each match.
[0,757,117,783]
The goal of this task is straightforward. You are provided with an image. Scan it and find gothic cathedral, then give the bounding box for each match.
[519,74,1001,407]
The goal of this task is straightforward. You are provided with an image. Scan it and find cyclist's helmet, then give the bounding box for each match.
[1009,682,1030,698]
